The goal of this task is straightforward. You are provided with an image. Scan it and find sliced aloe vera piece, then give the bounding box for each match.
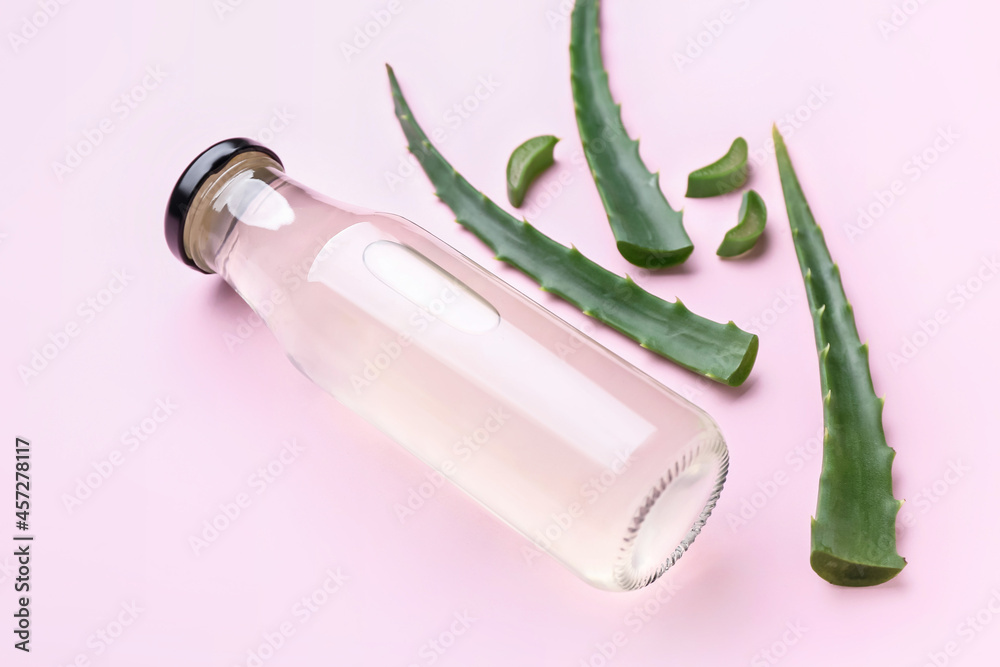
[686,138,749,198]
[386,65,759,386]
[570,0,693,268]
[717,190,766,258]
[772,126,906,587]
[506,135,559,208]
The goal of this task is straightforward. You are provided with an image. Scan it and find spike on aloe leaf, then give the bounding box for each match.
[569,0,693,268]
[772,126,906,587]
[386,65,758,386]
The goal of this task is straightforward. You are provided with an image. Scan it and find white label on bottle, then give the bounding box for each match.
[308,222,656,470]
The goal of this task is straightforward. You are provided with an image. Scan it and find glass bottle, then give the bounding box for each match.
[164,138,729,591]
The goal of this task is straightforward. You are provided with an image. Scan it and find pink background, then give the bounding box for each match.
[4,0,999,664]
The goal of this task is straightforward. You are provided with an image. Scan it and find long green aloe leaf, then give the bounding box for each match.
[569,0,693,268]
[387,65,758,386]
[773,127,906,586]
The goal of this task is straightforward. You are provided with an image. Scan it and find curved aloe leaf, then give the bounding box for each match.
[387,65,758,386]
[687,138,749,198]
[570,0,692,268]
[507,135,559,208]
[717,190,766,258]
[773,127,906,586]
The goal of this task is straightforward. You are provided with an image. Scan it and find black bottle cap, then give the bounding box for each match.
[164,138,284,273]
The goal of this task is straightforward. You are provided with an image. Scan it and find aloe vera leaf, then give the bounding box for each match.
[772,127,906,586]
[507,135,560,208]
[569,0,693,268]
[686,137,749,198]
[717,190,767,258]
[387,65,758,386]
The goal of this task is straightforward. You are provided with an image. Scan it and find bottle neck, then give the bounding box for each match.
[182,151,385,322]
[183,151,287,275]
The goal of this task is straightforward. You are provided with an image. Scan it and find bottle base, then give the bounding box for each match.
[613,435,729,591]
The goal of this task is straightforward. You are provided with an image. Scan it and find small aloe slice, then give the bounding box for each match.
[387,65,758,386]
[686,138,749,198]
[773,126,906,586]
[570,0,693,268]
[717,190,766,258]
[507,135,559,207]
